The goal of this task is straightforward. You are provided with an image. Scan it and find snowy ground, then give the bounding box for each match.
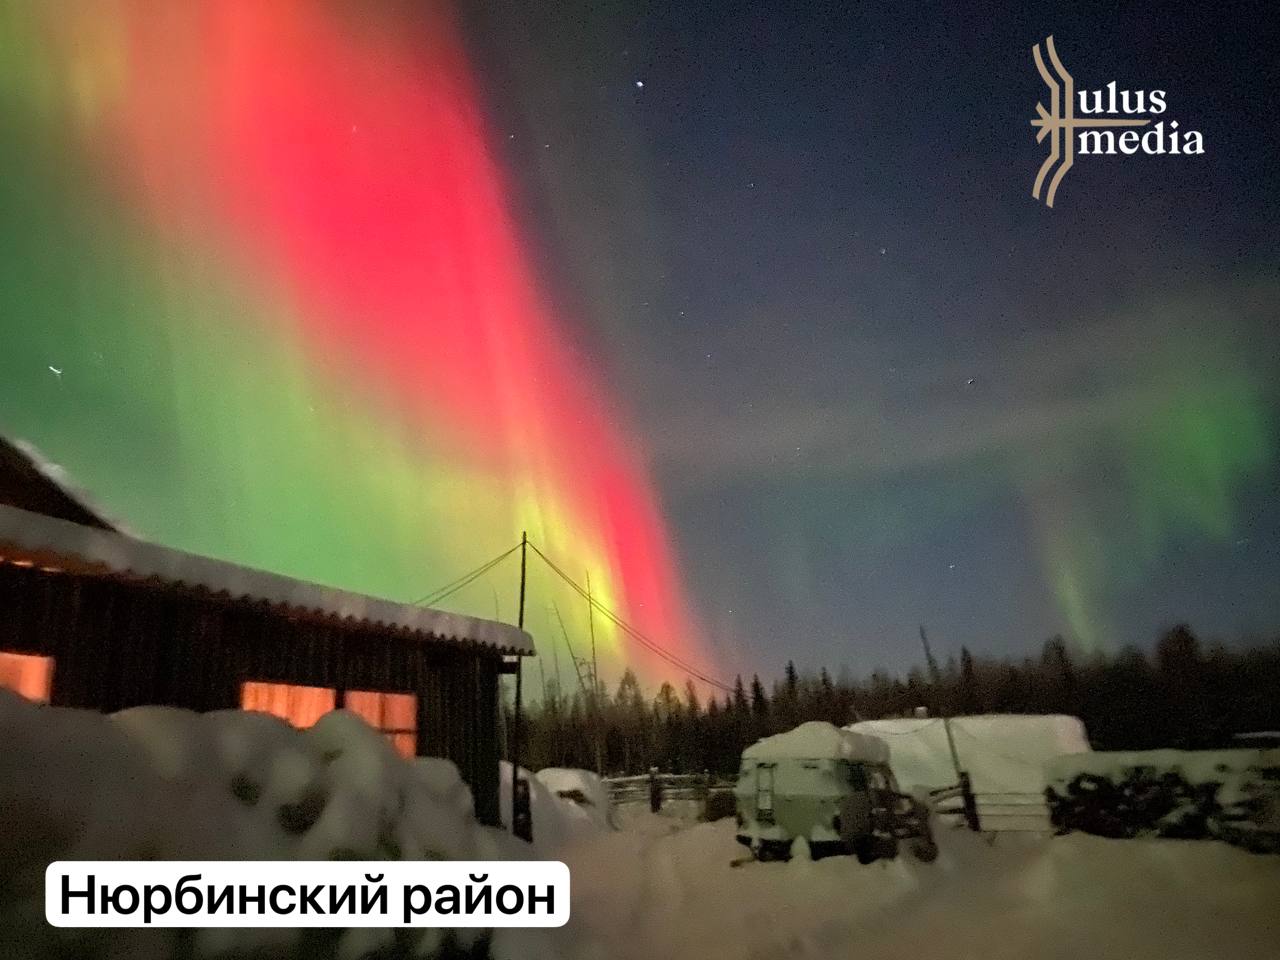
[3,694,1275,960]
[549,814,1280,960]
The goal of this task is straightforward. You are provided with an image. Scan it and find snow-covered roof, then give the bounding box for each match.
[0,437,125,532]
[0,502,534,655]
[743,721,890,765]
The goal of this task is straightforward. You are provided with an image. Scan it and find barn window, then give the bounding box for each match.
[345,691,418,758]
[238,683,417,757]
[240,681,336,728]
[0,651,54,702]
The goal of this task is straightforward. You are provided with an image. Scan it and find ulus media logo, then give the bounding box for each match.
[1030,36,1205,208]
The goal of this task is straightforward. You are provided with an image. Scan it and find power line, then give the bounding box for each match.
[410,542,521,608]
[408,536,733,695]
[527,540,733,694]
[531,541,723,688]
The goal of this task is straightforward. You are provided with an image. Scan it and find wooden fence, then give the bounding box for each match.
[934,790,1052,832]
[604,769,736,818]
[607,770,1051,832]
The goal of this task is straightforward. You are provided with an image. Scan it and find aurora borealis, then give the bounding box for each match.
[2,1,1278,686]
[0,1,710,687]
[465,1,1279,672]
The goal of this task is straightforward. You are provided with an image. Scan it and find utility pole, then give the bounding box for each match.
[553,601,597,770]
[586,571,603,777]
[919,625,980,832]
[510,533,531,840]
[550,606,562,702]
[919,626,962,773]
[537,650,548,711]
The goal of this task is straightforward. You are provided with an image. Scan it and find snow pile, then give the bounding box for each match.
[499,762,605,849]
[551,815,1280,960]
[0,690,585,960]
[849,714,1090,794]
[534,768,615,830]
[744,721,890,764]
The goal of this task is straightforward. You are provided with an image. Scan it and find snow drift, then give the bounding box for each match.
[534,768,615,830]
[558,815,1280,960]
[0,690,591,960]
[498,763,608,847]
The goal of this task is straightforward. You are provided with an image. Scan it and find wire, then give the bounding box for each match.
[410,542,521,608]
[527,540,734,694]
[531,541,727,690]
[409,537,734,695]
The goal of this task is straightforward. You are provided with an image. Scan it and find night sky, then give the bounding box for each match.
[1,1,1277,690]
[464,0,1280,676]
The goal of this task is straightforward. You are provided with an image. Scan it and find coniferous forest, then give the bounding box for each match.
[507,625,1280,777]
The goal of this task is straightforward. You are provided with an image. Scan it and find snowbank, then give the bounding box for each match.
[744,720,889,764]
[534,768,615,829]
[553,815,1280,960]
[0,690,581,960]
[849,714,1090,793]
[499,762,604,849]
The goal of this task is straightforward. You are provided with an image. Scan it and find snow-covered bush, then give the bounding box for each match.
[0,690,585,960]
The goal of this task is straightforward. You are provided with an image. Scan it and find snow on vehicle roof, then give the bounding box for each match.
[743,721,890,764]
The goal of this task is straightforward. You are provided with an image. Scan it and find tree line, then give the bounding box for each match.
[505,625,1280,778]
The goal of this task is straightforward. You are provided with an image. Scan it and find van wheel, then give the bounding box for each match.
[909,836,939,863]
[810,841,841,861]
[853,839,876,864]
[757,841,790,862]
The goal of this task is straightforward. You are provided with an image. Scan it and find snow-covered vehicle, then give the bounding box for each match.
[734,722,938,863]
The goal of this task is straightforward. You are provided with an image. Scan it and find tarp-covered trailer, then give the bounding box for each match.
[734,721,937,863]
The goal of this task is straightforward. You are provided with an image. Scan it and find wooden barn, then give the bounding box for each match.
[0,438,532,826]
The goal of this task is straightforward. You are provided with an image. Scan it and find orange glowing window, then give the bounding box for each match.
[345,690,418,759]
[0,651,54,703]
[240,681,336,728]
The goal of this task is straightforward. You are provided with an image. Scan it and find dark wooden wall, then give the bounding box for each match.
[0,563,504,825]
